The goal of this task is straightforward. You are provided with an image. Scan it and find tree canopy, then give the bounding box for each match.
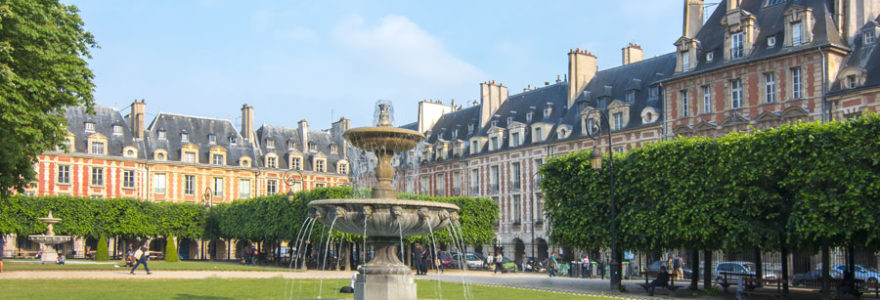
[0,0,96,197]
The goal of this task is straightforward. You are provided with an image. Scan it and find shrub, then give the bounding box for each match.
[165,235,179,262]
[94,235,110,261]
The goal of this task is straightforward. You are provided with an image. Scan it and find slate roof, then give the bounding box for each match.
[829,17,880,94]
[417,52,676,161]
[145,113,255,165]
[63,105,136,156]
[255,125,347,170]
[667,0,846,81]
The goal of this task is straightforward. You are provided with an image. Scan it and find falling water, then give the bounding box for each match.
[449,222,473,300]
[317,217,339,299]
[397,220,405,260]
[284,217,315,300]
[426,217,443,300]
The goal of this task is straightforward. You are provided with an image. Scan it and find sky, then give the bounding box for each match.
[68,0,711,129]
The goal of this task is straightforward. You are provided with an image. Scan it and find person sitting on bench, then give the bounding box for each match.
[648,266,671,296]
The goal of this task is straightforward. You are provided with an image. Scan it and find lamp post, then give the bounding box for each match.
[202,187,213,260]
[283,171,298,202]
[584,108,620,291]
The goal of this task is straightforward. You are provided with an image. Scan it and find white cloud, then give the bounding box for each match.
[332,15,485,86]
[274,27,318,42]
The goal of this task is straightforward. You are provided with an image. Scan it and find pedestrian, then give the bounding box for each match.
[581,255,591,278]
[646,266,669,296]
[494,251,504,274]
[433,250,443,274]
[56,254,66,265]
[666,257,675,279]
[486,252,494,271]
[125,243,135,267]
[548,252,558,277]
[0,235,5,273]
[252,247,259,265]
[521,253,527,272]
[130,245,152,275]
[673,255,684,280]
[413,243,423,275]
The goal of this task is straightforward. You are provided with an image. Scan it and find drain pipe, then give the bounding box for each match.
[818,46,828,123]
[660,81,668,141]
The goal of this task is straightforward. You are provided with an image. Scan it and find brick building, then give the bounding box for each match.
[5,101,351,260]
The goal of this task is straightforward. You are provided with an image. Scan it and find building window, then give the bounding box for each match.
[158,130,166,140]
[267,156,277,168]
[536,199,545,222]
[84,122,95,133]
[681,51,690,72]
[213,177,223,197]
[706,52,714,62]
[308,143,317,152]
[680,90,690,117]
[315,183,325,188]
[865,30,876,44]
[123,171,135,188]
[213,154,224,165]
[470,169,479,195]
[338,163,348,174]
[436,174,445,196]
[153,174,166,194]
[91,142,105,155]
[511,132,520,147]
[182,175,194,195]
[626,91,636,103]
[613,113,624,130]
[453,171,462,196]
[731,32,744,58]
[765,73,776,103]
[420,175,430,194]
[847,75,857,89]
[768,36,777,48]
[791,68,802,99]
[511,162,521,191]
[792,22,803,46]
[315,159,326,172]
[113,125,123,136]
[239,179,251,199]
[470,141,478,154]
[649,86,659,99]
[490,136,499,151]
[534,127,543,142]
[181,133,189,143]
[702,86,712,113]
[614,147,625,153]
[91,168,103,186]
[229,136,237,145]
[208,135,217,144]
[266,139,274,148]
[291,157,302,170]
[183,151,197,163]
[730,79,743,108]
[513,195,522,224]
[490,166,499,193]
[267,180,277,194]
[534,158,544,190]
[57,165,70,184]
[525,112,533,123]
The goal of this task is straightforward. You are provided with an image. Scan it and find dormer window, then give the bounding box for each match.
[315,158,326,172]
[847,75,858,89]
[506,117,513,125]
[767,36,777,48]
[544,103,552,118]
[338,162,348,174]
[791,22,803,46]
[731,32,744,58]
[158,130,166,140]
[330,144,338,154]
[91,141,105,155]
[309,142,317,152]
[865,29,876,44]
[467,124,474,135]
[490,120,498,127]
[649,86,659,99]
[208,134,216,144]
[84,122,95,133]
[451,130,458,140]
[112,125,123,136]
[613,113,624,130]
[266,139,275,148]
[526,112,533,123]
[240,157,251,167]
[706,52,714,62]
[212,154,224,165]
[681,50,690,71]
[267,156,277,168]
[625,91,636,103]
[229,136,237,145]
[181,133,189,143]
[290,156,302,170]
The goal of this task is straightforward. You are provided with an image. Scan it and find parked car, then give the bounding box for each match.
[791,268,843,287]
[714,261,779,283]
[832,264,880,284]
[646,260,693,279]
[461,252,484,270]
[437,251,459,269]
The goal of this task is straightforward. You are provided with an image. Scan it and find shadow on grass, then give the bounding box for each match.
[173,294,233,300]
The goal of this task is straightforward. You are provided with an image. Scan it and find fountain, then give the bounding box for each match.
[28,211,72,264]
[308,102,460,300]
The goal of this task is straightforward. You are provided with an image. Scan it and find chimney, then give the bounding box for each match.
[130,100,146,139]
[298,119,309,152]
[727,0,740,11]
[622,43,644,65]
[683,0,704,38]
[479,81,509,128]
[567,48,597,108]
[241,104,255,142]
[331,117,350,156]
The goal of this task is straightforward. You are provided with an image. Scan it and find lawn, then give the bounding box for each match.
[3,259,297,272]
[0,278,615,300]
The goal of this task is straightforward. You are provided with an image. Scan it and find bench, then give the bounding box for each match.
[868,282,879,298]
[16,250,38,258]
[639,283,681,295]
[742,289,786,299]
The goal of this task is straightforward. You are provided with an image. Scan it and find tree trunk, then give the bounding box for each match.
[781,246,789,294]
[690,249,700,290]
[821,242,830,300]
[703,250,712,290]
[754,247,763,287]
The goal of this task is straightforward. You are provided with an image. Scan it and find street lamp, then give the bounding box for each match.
[283,171,298,202]
[201,187,213,260]
[584,108,621,291]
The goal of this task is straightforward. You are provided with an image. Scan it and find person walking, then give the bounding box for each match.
[130,245,151,275]
[548,253,558,277]
[521,253,528,272]
[413,243,423,275]
[494,251,504,274]
[581,255,591,278]
[673,255,684,280]
[486,252,494,271]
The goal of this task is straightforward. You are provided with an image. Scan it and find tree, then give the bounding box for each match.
[0,0,97,197]
[165,235,178,262]
[95,235,109,261]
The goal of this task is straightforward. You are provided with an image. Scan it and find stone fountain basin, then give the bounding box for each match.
[343,127,425,154]
[28,235,72,245]
[308,199,459,237]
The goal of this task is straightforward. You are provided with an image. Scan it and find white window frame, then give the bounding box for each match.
[267,156,277,168]
[702,85,712,113]
[153,173,167,194]
[315,159,326,172]
[792,22,803,46]
[58,165,70,184]
[613,113,624,130]
[681,51,690,72]
[267,179,277,194]
[91,167,103,186]
[212,154,224,166]
[184,175,195,195]
[91,142,105,155]
[791,67,802,99]
[183,151,197,163]
[123,170,135,188]
[213,177,223,197]
[765,73,776,103]
[731,32,744,58]
[731,79,743,108]
[239,179,251,199]
[681,90,690,117]
[511,162,521,190]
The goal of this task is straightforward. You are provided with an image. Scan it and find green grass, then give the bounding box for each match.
[0,278,615,300]
[4,260,297,272]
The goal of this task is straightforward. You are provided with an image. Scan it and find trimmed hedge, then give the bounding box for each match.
[95,235,109,261]
[541,114,880,252]
[165,235,178,262]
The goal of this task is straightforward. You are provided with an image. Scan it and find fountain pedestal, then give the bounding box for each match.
[355,237,415,300]
[27,211,72,264]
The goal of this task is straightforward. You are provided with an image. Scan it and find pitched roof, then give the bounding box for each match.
[63,105,135,156]
[145,113,254,165]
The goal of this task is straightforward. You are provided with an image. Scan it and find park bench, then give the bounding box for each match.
[639,282,682,295]
[16,250,38,258]
[867,281,879,298]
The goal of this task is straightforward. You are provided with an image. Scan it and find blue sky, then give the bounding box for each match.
[69,0,710,129]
